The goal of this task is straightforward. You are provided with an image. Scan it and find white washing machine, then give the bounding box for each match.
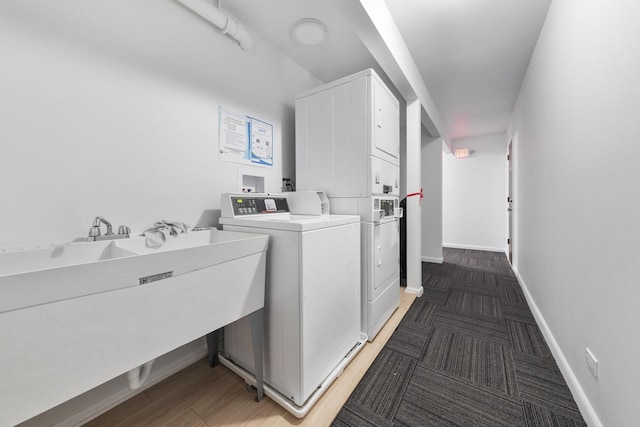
[218,193,363,417]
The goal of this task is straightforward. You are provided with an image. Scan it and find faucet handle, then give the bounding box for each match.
[118,225,131,236]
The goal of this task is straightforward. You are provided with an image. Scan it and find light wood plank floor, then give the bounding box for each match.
[85,291,415,427]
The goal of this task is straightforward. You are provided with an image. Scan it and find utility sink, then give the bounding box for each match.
[0,228,269,427]
[115,228,250,253]
[0,229,269,313]
[0,241,138,276]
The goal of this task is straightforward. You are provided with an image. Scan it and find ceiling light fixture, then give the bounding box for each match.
[291,18,327,46]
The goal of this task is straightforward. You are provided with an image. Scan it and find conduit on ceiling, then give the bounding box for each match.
[176,0,254,52]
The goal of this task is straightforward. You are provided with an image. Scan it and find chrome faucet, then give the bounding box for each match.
[88,216,130,241]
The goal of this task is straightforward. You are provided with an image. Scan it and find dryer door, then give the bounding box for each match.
[373,219,399,298]
[371,77,400,162]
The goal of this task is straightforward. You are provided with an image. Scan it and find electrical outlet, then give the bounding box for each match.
[586,348,598,379]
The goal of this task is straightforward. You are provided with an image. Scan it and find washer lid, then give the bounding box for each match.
[220,214,360,232]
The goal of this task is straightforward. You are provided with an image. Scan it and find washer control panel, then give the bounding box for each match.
[229,195,290,216]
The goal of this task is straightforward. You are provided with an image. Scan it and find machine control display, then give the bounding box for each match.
[231,196,290,215]
[380,199,396,217]
[232,197,258,215]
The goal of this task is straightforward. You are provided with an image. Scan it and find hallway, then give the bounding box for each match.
[333,248,586,426]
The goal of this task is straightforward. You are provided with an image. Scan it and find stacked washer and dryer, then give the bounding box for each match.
[218,69,400,417]
[295,69,402,341]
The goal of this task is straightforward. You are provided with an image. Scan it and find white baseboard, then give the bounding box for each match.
[421,255,444,264]
[443,243,506,253]
[512,267,602,427]
[404,285,424,297]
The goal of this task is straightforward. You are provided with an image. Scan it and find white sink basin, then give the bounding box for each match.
[0,230,269,313]
[0,241,137,276]
[115,228,252,253]
[113,229,270,284]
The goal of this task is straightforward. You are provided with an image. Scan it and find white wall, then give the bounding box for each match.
[421,133,443,263]
[442,133,507,252]
[0,1,320,424]
[0,0,320,250]
[508,0,640,425]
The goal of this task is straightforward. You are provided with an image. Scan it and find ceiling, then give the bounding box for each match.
[222,0,552,142]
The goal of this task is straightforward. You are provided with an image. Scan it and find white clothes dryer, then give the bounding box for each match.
[330,195,401,341]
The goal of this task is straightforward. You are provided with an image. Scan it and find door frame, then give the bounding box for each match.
[507,139,514,264]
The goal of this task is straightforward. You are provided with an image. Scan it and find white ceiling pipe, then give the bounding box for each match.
[176,0,254,52]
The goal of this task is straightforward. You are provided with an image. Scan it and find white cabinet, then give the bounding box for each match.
[295,69,399,197]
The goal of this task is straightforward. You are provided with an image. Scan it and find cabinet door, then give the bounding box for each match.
[372,78,400,160]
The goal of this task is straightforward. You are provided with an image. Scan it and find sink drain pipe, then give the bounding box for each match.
[127,360,155,390]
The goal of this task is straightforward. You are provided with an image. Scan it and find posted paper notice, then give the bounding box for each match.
[218,105,273,167]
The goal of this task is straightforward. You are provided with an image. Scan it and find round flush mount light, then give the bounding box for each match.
[291,18,327,46]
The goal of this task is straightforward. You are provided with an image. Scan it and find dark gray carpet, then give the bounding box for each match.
[332,248,586,427]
